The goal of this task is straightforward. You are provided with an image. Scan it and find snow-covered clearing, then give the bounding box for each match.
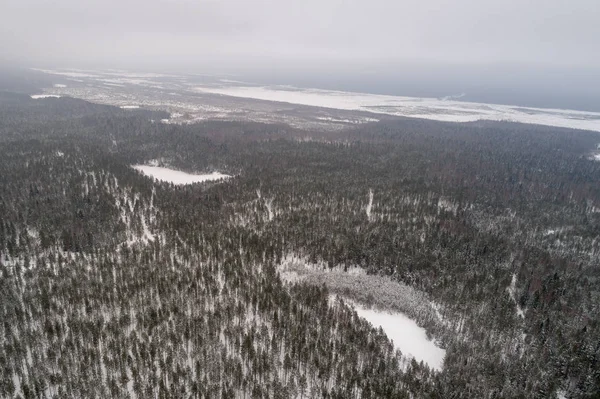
[132,165,231,185]
[31,94,61,99]
[344,298,446,371]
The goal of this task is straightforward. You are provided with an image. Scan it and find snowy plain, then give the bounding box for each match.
[32,68,600,132]
[196,85,600,132]
[132,165,230,185]
[344,298,446,371]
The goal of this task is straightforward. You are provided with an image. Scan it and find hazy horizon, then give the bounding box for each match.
[2,0,600,111]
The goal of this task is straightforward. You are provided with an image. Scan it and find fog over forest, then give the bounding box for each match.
[2,0,600,110]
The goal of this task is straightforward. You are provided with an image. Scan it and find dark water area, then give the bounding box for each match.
[240,64,600,113]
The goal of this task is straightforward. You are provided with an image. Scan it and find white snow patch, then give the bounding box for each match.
[53,83,67,88]
[508,273,526,318]
[132,165,231,185]
[366,189,374,220]
[265,198,274,221]
[556,389,567,399]
[31,68,100,78]
[348,299,446,371]
[316,116,379,124]
[120,105,140,109]
[31,94,61,99]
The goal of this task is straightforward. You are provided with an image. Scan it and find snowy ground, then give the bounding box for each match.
[346,299,446,371]
[31,94,61,99]
[31,67,600,133]
[278,255,446,371]
[132,165,231,185]
[196,85,600,132]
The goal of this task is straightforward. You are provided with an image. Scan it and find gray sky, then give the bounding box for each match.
[1,0,599,70]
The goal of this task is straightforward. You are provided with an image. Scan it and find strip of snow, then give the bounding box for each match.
[120,105,140,109]
[348,299,446,371]
[31,68,101,78]
[265,198,274,221]
[316,116,379,124]
[508,273,526,318]
[196,85,600,132]
[132,165,231,185]
[31,94,61,99]
[366,189,374,220]
[53,83,67,88]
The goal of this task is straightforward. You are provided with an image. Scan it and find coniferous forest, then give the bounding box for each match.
[1,85,600,399]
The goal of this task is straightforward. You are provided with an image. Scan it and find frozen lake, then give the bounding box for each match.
[350,300,446,371]
[132,165,231,185]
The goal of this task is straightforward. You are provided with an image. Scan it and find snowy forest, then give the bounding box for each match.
[1,86,600,399]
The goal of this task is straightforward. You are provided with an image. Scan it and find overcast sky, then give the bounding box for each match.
[1,0,599,71]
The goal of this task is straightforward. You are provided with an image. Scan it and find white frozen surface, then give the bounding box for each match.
[132,165,231,185]
[120,105,140,109]
[350,300,446,371]
[33,67,600,132]
[31,94,61,99]
[53,84,67,88]
[197,85,600,132]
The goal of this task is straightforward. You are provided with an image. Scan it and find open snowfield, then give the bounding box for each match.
[132,165,230,185]
[348,299,446,371]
